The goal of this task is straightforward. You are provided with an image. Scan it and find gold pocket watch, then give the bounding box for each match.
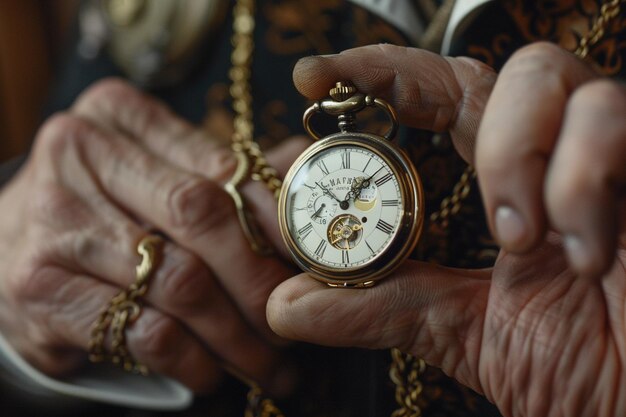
[278,82,424,287]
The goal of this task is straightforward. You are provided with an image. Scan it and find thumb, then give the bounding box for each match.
[267,260,491,391]
[293,44,497,163]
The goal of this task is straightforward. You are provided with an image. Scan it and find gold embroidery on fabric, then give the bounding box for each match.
[467,0,625,75]
[263,0,342,55]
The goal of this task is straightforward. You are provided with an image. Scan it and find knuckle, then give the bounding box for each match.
[166,177,233,239]
[74,77,178,141]
[503,42,570,89]
[29,184,90,226]
[32,113,91,161]
[161,251,213,311]
[133,313,181,359]
[570,79,626,112]
[212,149,237,182]
[509,42,565,68]
[74,77,137,111]
[199,144,237,183]
[7,257,63,305]
[371,43,405,58]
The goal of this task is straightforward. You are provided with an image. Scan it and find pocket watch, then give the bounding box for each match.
[278,82,424,287]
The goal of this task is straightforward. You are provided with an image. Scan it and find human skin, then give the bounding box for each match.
[268,42,626,417]
[0,78,308,394]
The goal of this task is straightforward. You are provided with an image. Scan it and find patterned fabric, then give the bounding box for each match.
[451,0,626,76]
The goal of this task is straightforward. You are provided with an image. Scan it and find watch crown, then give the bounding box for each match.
[329,81,357,101]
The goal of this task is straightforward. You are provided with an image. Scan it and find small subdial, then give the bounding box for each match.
[327,214,363,250]
[354,181,378,212]
[307,193,338,224]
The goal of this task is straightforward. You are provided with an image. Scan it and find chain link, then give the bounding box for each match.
[575,0,622,58]
[229,0,285,414]
[245,385,286,417]
[429,165,476,230]
[229,0,283,200]
[228,0,623,416]
[389,348,427,417]
[88,235,162,375]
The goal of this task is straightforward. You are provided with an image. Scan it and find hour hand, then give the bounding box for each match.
[316,182,342,203]
[346,176,369,202]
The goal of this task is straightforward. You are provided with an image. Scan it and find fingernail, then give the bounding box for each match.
[563,235,592,273]
[270,365,298,398]
[495,206,528,249]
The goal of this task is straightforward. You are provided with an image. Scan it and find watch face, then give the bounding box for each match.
[284,143,404,270]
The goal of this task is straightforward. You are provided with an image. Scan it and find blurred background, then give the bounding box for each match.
[0,1,77,162]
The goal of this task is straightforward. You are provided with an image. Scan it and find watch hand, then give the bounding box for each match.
[345,176,369,203]
[351,167,384,201]
[311,203,326,219]
[315,182,342,203]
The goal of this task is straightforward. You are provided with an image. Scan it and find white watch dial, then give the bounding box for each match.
[285,145,403,269]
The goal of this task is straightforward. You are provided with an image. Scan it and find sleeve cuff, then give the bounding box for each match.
[0,330,193,410]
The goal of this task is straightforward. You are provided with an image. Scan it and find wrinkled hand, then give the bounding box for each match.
[0,78,306,394]
[268,43,626,416]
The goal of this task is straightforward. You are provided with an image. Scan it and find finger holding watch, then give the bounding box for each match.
[292,43,626,277]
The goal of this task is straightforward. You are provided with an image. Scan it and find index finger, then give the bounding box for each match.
[71,78,236,184]
[475,42,596,252]
[293,44,497,162]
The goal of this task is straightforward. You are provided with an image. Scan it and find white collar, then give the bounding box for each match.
[346,0,495,54]
[442,0,495,54]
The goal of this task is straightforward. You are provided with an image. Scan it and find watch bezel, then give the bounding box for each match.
[278,131,424,286]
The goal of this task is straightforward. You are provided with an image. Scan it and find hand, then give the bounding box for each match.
[311,203,326,220]
[315,181,342,203]
[344,176,371,202]
[0,78,305,394]
[268,43,626,416]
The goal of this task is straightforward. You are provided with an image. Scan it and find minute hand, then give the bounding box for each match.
[345,173,376,202]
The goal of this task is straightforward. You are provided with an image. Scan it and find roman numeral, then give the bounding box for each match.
[297,223,313,240]
[382,200,400,207]
[340,150,350,169]
[365,240,375,255]
[375,219,394,235]
[317,160,330,176]
[342,250,350,264]
[314,239,327,258]
[374,172,393,187]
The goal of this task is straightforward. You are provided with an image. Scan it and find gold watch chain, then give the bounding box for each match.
[229,0,282,199]
[229,0,284,415]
